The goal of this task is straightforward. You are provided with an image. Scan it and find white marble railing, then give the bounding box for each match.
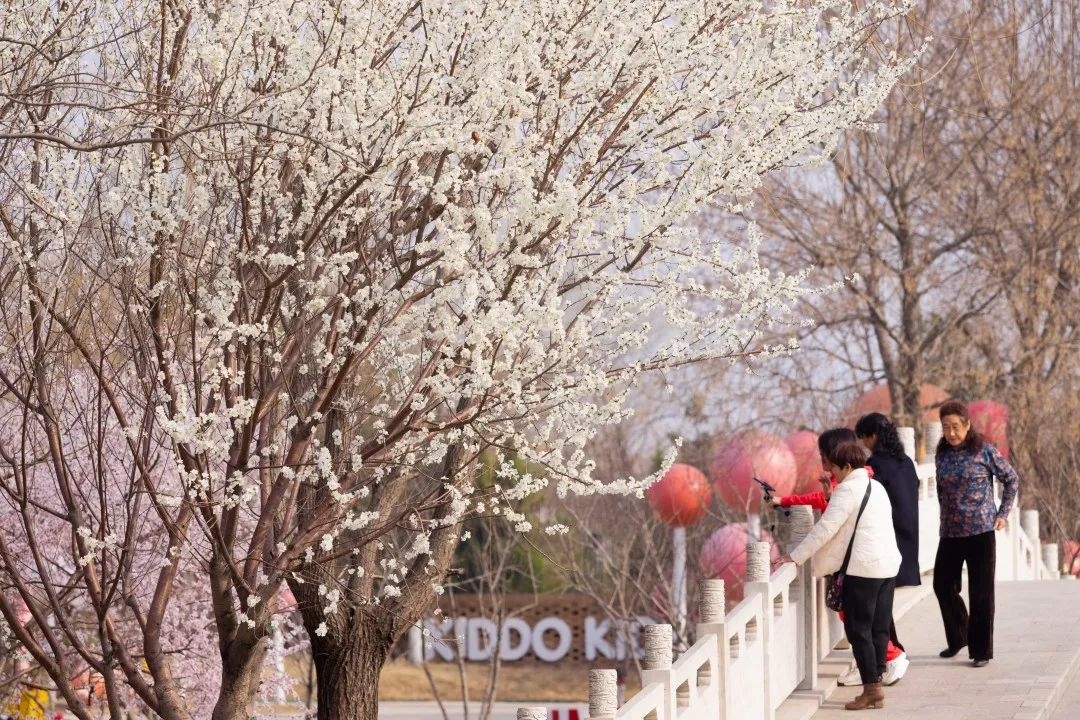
[518,427,1062,720]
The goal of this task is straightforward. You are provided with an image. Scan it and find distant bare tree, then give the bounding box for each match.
[945,1,1080,540]
[747,2,1010,431]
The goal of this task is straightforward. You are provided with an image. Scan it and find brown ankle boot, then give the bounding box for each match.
[845,682,885,710]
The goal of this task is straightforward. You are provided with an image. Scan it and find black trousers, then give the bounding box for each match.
[933,531,996,660]
[842,575,896,683]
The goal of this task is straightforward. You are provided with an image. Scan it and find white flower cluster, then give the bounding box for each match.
[75,526,122,568]
[0,0,916,630]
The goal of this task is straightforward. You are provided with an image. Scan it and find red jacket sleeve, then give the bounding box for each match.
[778,491,829,513]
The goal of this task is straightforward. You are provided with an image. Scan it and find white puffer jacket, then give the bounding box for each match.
[789,468,901,579]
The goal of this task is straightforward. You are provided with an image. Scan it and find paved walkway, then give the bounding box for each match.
[787,579,1080,720]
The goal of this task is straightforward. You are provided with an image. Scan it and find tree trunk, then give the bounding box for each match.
[211,636,269,720]
[310,608,395,720]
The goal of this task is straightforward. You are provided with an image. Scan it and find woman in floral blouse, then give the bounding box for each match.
[934,400,1020,668]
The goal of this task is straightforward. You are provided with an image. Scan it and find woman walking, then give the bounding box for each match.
[934,400,1020,667]
[776,430,900,710]
[853,412,920,685]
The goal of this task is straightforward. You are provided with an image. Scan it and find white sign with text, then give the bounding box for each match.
[416,614,657,662]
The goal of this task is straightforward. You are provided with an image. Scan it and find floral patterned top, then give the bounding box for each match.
[935,442,1019,538]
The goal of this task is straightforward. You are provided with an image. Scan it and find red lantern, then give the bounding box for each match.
[647,464,712,527]
[847,382,949,426]
[711,432,797,513]
[968,400,1009,458]
[698,523,781,604]
[785,430,824,494]
[1064,540,1080,577]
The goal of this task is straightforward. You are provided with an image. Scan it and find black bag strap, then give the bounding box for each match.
[838,480,872,575]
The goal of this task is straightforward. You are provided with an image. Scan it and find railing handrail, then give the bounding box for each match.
[614,681,665,720]
[724,590,764,632]
[669,632,718,686]
[769,560,798,587]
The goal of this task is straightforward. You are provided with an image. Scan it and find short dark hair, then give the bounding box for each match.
[818,427,857,459]
[938,400,986,454]
[826,438,868,469]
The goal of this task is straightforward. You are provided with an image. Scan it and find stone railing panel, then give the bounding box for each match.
[751,563,800,710]
[722,590,768,720]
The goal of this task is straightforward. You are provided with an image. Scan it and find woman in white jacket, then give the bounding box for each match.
[776,431,901,710]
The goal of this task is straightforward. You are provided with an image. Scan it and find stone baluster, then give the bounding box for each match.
[704,579,727,623]
[924,421,943,460]
[407,622,424,664]
[697,579,727,720]
[1043,543,1061,580]
[897,426,916,463]
[780,504,815,555]
[787,506,814,549]
[1021,509,1040,545]
[746,541,771,583]
[642,623,673,670]
[640,624,676,716]
[1021,510,1040,577]
[785,506,818,691]
[588,668,618,720]
[744,541,774,719]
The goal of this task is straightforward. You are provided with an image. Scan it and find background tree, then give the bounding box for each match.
[752,1,1007,432]
[945,0,1080,548]
[0,0,916,718]
[742,0,1079,554]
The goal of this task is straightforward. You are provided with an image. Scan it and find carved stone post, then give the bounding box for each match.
[1021,509,1040,546]
[641,624,675,716]
[1043,543,1061,580]
[897,426,916,462]
[924,421,943,461]
[642,623,673,670]
[745,540,774,720]
[407,622,423,664]
[700,578,726,624]
[746,541,771,583]
[786,506,817,690]
[697,579,727,720]
[589,668,618,720]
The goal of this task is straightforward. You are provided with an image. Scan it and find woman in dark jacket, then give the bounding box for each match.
[933,400,1019,668]
[855,413,920,685]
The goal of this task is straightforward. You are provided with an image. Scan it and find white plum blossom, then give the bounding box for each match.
[0,0,918,716]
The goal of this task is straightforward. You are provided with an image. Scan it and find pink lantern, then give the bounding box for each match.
[968,400,1009,458]
[648,464,712,527]
[698,523,781,603]
[711,432,797,513]
[847,382,949,426]
[785,430,824,495]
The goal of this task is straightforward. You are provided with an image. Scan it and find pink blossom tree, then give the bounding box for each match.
[0,0,917,717]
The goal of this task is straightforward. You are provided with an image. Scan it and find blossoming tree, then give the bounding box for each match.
[0,0,914,717]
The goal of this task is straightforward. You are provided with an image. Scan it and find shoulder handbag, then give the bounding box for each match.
[825,480,872,612]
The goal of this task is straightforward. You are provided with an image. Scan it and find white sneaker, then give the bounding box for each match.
[882,652,910,686]
[837,663,863,686]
